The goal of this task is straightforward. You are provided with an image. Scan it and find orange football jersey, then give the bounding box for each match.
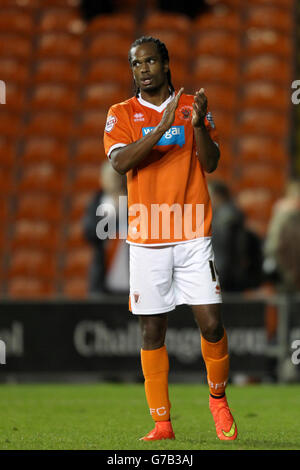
[103,91,219,245]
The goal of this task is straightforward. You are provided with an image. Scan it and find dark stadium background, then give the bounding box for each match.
[0,0,299,385]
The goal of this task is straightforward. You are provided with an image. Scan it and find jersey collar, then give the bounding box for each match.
[137,91,175,113]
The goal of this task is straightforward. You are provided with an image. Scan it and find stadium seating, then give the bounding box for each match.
[0,1,295,298]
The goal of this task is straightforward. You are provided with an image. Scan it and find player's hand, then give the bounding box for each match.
[192,88,207,128]
[157,87,184,133]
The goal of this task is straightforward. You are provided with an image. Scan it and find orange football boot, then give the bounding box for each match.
[140,420,175,441]
[209,395,238,441]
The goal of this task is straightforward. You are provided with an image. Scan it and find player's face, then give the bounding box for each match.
[130,42,169,94]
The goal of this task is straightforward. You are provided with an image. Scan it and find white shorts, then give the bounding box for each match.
[129,237,222,315]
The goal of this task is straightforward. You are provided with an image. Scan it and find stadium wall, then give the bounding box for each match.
[0,295,299,384]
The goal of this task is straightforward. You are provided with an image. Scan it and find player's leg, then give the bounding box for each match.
[192,303,228,398]
[192,303,237,440]
[139,313,174,440]
[172,238,237,440]
[129,244,175,440]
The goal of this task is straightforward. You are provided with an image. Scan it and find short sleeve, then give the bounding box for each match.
[103,105,133,158]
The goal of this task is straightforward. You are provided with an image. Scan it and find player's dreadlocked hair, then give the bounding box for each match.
[128,36,175,97]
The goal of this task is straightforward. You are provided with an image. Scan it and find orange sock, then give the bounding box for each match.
[141,345,171,422]
[201,330,229,397]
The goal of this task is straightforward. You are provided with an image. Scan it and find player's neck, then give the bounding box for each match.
[140,85,171,107]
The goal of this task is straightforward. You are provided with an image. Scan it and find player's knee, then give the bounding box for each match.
[201,318,224,343]
[139,317,166,350]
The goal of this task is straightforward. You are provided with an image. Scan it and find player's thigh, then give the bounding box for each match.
[129,244,176,315]
[173,237,222,306]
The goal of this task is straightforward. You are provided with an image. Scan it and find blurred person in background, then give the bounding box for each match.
[208,180,263,292]
[264,179,300,292]
[82,161,128,295]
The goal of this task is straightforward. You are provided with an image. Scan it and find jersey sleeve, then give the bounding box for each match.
[103,104,133,158]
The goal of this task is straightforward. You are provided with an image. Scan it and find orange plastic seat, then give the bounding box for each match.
[7,277,56,298]
[36,32,82,59]
[87,33,133,59]
[193,31,240,58]
[237,136,288,164]
[61,277,88,298]
[0,198,8,221]
[0,58,30,85]
[83,58,131,86]
[76,110,108,138]
[37,8,84,34]
[0,9,34,35]
[242,55,292,83]
[0,0,38,7]
[30,84,78,112]
[15,194,63,222]
[33,58,81,84]
[237,109,288,136]
[70,164,102,192]
[247,0,294,8]
[10,219,60,250]
[0,112,21,137]
[0,171,15,195]
[62,246,93,277]
[240,81,289,110]
[142,11,191,34]
[17,163,66,194]
[81,83,128,109]
[140,30,190,60]
[86,13,135,35]
[67,190,96,221]
[22,137,69,168]
[193,9,241,33]
[236,187,276,220]
[63,220,88,249]
[244,5,293,31]
[0,138,16,169]
[7,249,57,279]
[209,110,235,139]
[193,56,239,84]
[74,138,106,165]
[196,83,237,110]
[4,84,26,111]
[236,163,287,193]
[244,28,292,57]
[0,34,32,59]
[24,111,74,138]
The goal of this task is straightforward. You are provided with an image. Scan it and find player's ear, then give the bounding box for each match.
[163,61,169,74]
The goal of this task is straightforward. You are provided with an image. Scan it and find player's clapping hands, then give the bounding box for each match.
[192,88,208,128]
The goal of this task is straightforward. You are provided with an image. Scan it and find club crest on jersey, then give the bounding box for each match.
[142,126,185,148]
[179,105,193,121]
[105,115,117,132]
[206,111,215,128]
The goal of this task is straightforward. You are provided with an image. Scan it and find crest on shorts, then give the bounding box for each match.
[133,291,140,304]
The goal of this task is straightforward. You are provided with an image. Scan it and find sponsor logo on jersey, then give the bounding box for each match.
[142,126,185,147]
[206,111,215,128]
[105,115,117,132]
[133,112,145,122]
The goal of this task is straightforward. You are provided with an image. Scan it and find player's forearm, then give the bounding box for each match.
[194,124,220,173]
[110,125,166,175]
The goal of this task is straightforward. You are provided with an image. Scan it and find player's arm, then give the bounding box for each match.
[110,88,184,175]
[192,89,220,173]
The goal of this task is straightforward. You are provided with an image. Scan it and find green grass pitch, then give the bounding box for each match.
[0,383,299,450]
